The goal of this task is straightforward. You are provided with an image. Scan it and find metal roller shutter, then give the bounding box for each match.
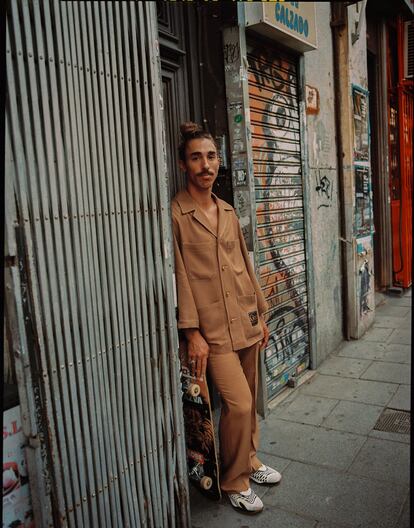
[247,42,310,400]
[5,1,189,526]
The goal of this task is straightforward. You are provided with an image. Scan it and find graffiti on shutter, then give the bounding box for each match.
[248,44,310,399]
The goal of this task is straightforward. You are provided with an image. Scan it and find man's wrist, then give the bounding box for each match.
[183,328,200,340]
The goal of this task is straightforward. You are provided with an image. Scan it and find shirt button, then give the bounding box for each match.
[230,318,237,323]
[226,291,230,297]
[222,265,227,271]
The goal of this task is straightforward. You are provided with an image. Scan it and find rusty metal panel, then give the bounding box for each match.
[6,1,189,526]
[247,43,310,400]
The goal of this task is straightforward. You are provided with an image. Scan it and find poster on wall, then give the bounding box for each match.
[352,86,369,162]
[354,165,372,237]
[3,406,34,528]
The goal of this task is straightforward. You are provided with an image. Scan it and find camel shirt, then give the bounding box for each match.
[171,189,268,354]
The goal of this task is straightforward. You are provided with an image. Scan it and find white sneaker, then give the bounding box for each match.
[227,487,264,513]
[250,464,282,485]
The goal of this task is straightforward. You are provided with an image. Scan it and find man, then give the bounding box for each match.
[171,122,282,514]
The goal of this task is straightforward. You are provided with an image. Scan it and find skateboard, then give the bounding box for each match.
[178,338,221,500]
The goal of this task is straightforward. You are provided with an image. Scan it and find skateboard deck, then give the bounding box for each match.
[178,339,221,500]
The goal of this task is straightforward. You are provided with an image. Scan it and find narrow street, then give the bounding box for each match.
[190,290,411,528]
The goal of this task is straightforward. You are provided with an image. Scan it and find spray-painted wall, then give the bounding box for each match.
[303,2,343,364]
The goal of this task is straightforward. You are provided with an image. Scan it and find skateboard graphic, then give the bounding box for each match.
[179,339,221,500]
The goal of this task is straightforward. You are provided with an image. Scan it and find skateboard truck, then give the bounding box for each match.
[188,455,213,490]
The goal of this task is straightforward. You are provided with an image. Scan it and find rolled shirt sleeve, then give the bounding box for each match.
[172,216,200,329]
[236,217,268,316]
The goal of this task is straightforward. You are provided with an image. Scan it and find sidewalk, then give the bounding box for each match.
[189,289,411,528]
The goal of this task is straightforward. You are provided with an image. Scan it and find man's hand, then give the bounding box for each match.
[183,328,209,380]
[260,316,269,350]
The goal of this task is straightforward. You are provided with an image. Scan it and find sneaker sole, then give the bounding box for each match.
[227,497,264,515]
[228,501,264,515]
[249,476,282,485]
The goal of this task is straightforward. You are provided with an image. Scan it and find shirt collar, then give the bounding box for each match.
[175,188,233,215]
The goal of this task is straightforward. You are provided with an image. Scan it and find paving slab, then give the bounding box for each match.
[388,384,411,411]
[317,357,372,379]
[396,494,410,528]
[266,461,408,528]
[321,400,383,436]
[385,297,412,307]
[398,317,412,329]
[348,437,410,485]
[191,499,318,528]
[316,523,352,528]
[337,341,387,361]
[381,344,411,364]
[271,393,339,426]
[360,361,411,385]
[373,315,407,328]
[299,374,398,406]
[387,328,411,346]
[360,326,394,342]
[375,304,411,318]
[259,419,365,471]
[269,387,304,412]
[368,428,410,444]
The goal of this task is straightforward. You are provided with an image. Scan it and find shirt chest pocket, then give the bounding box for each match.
[224,239,245,275]
[182,242,217,280]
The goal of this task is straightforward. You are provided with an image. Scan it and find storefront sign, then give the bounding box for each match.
[244,2,317,52]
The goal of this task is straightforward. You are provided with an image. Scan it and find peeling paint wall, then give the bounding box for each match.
[303,2,343,365]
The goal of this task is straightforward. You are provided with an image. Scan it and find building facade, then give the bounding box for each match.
[4,1,412,526]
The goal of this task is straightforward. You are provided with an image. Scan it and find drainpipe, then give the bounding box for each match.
[331,2,351,340]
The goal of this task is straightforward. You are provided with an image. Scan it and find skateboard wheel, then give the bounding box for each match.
[187,383,200,397]
[200,476,212,490]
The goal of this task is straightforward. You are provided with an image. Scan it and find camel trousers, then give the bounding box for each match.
[207,341,263,493]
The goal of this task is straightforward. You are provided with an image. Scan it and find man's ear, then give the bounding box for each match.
[179,160,187,172]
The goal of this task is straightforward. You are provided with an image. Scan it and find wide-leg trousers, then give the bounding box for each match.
[207,340,262,493]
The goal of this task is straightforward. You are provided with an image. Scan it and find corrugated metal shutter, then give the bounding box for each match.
[247,43,310,400]
[5,1,189,527]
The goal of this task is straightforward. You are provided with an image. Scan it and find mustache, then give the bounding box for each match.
[197,170,215,177]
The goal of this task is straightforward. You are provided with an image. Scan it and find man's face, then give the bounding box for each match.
[179,138,219,192]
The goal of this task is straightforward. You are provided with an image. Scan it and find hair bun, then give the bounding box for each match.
[180,121,203,139]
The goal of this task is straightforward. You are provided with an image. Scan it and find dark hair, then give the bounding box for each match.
[178,122,218,162]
